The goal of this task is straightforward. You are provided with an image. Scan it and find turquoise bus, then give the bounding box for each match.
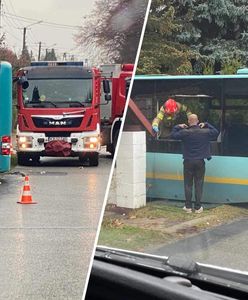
[0,61,12,173]
[128,71,248,204]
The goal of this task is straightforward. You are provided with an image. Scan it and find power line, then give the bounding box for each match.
[27,27,39,44]
[0,0,2,37]
[3,0,23,29]
[1,9,83,60]
[2,15,21,41]
[3,12,80,29]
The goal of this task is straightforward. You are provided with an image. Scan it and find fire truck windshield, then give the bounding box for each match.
[22,78,92,108]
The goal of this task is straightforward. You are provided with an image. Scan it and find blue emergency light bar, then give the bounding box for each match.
[30,61,84,67]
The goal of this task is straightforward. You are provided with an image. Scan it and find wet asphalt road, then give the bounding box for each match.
[0,151,112,299]
[151,217,248,273]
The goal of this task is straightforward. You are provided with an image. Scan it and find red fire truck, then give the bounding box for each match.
[15,61,133,166]
[100,64,133,154]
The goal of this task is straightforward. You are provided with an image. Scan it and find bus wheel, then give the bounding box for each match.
[89,152,99,167]
[17,152,29,166]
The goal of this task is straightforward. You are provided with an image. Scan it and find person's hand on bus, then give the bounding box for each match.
[178,123,188,129]
[199,122,205,128]
[152,125,159,133]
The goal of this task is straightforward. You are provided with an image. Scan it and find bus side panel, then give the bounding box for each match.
[147,153,248,204]
[0,62,12,173]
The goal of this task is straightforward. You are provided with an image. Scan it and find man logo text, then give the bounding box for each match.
[49,121,67,126]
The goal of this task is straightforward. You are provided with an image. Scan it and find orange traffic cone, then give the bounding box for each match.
[17,176,37,204]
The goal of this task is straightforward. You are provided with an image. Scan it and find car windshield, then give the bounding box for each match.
[22,78,92,108]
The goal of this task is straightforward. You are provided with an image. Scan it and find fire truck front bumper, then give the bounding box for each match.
[16,131,101,156]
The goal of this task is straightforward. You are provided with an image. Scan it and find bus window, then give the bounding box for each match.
[131,76,248,157]
[223,99,248,157]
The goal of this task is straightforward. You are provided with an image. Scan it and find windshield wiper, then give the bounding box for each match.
[43,101,57,107]
[95,246,248,294]
[58,101,85,107]
[62,109,85,116]
[27,101,57,108]
[88,247,244,300]
[95,246,197,275]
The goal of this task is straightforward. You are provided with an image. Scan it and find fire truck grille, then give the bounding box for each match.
[32,117,83,128]
[45,132,71,137]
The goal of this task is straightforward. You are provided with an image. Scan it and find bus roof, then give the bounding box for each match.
[134,74,248,80]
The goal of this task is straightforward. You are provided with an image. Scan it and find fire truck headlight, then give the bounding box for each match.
[19,136,27,143]
[84,137,99,149]
[18,136,33,148]
[89,137,98,143]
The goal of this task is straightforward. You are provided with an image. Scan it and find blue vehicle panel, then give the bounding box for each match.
[147,153,248,203]
[0,61,12,173]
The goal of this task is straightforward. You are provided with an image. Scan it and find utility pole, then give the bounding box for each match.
[21,20,42,56]
[22,27,27,55]
[0,0,3,38]
[38,42,41,61]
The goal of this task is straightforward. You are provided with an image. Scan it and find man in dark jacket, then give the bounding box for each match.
[170,114,218,213]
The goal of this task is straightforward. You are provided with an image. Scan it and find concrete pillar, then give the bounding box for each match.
[115,131,146,209]
[107,168,117,205]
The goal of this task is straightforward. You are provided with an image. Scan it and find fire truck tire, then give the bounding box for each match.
[111,129,120,157]
[17,152,30,166]
[79,154,87,165]
[32,156,40,164]
[89,152,99,167]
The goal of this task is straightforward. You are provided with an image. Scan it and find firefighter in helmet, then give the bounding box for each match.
[152,98,192,137]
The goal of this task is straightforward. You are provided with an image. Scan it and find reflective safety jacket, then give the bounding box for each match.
[152,102,192,127]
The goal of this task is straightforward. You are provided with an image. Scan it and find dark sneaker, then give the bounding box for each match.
[195,207,203,213]
[183,206,192,213]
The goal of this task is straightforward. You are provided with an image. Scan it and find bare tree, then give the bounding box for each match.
[75,0,148,64]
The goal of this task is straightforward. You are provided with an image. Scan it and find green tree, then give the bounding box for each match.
[137,0,192,74]
[44,48,57,61]
[138,0,248,75]
[174,0,248,73]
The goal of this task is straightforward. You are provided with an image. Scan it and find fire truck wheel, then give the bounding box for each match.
[17,152,30,166]
[79,154,87,165]
[112,129,120,157]
[89,152,99,167]
[32,156,40,164]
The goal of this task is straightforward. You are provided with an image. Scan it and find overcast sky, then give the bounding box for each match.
[1,0,96,61]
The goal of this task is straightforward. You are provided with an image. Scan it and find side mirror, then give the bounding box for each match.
[105,94,111,101]
[125,78,131,99]
[17,77,29,89]
[103,79,110,94]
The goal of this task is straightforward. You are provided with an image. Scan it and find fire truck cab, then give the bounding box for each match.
[15,61,109,166]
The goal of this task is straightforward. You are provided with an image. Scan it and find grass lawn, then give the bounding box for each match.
[98,225,171,252]
[98,202,248,251]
